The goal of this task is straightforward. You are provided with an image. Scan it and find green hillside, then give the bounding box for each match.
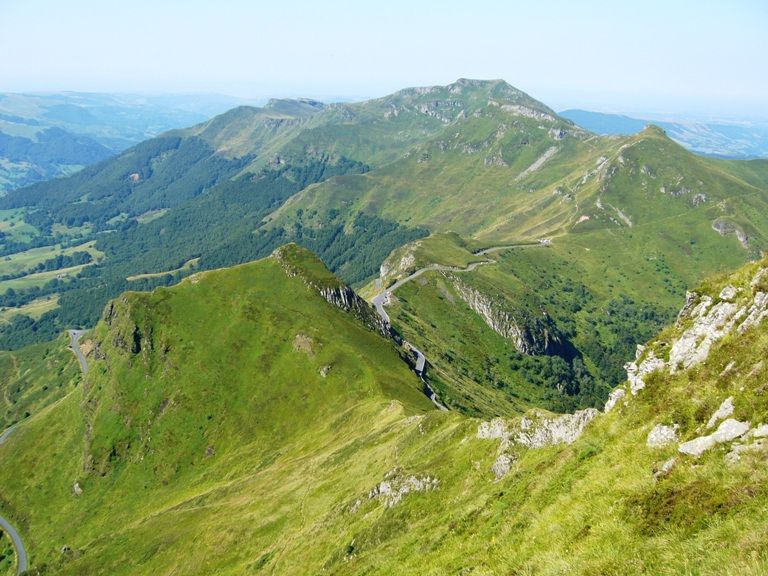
[1,250,767,574]
[0,79,766,421]
[275,115,767,416]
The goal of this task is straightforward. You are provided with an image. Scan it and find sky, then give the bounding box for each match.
[1,0,766,119]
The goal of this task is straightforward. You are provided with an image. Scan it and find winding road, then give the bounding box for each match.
[67,329,89,374]
[370,242,546,411]
[0,329,88,575]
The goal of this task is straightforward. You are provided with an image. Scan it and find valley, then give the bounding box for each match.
[0,80,764,420]
[0,77,766,575]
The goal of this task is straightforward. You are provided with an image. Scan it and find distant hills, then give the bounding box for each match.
[0,79,766,418]
[560,108,768,159]
[0,92,246,192]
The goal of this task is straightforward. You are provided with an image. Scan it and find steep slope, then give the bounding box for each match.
[2,80,767,420]
[1,254,767,574]
[0,246,433,574]
[0,332,80,428]
[278,118,768,415]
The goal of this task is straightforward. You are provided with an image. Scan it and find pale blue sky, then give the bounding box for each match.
[1,0,766,118]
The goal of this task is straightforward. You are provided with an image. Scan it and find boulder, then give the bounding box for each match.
[706,396,734,429]
[647,424,679,448]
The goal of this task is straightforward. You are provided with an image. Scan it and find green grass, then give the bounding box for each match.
[0,240,102,277]
[0,529,14,576]
[0,331,80,428]
[126,257,199,281]
[0,208,37,242]
[0,255,767,574]
[0,294,59,323]
[0,263,91,295]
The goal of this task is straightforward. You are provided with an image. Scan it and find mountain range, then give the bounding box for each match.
[561,108,768,159]
[0,78,767,574]
[0,92,246,193]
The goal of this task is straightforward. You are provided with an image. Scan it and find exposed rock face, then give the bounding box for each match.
[678,419,751,457]
[647,424,679,448]
[625,266,768,392]
[624,346,665,395]
[706,397,735,429]
[477,409,598,450]
[368,469,439,507]
[454,281,572,357]
[654,457,676,480]
[669,295,741,371]
[274,245,390,337]
[491,453,515,479]
[604,388,626,412]
[712,218,749,249]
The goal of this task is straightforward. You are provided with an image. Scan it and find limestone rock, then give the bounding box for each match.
[653,457,676,480]
[368,469,439,507]
[737,291,768,334]
[514,409,599,449]
[624,347,665,395]
[719,285,737,301]
[725,440,765,465]
[669,295,743,372]
[454,280,571,357]
[712,418,750,443]
[706,396,734,429]
[477,418,507,440]
[477,409,598,450]
[752,423,768,438]
[679,418,750,457]
[647,424,679,448]
[604,388,626,413]
[491,453,515,479]
[678,435,717,457]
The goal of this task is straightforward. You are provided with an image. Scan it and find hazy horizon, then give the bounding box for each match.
[1,0,766,120]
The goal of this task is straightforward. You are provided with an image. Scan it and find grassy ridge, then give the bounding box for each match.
[0,332,80,428]
[0,251,432,573]
[0,255,767,574]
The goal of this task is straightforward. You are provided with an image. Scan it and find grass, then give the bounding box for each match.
[0,254,767,574]
[0,294,59,323]
[0,263,91,295]
[0,331,80,428]
[0,240,102,277]
[126,257,199,281]
[135,208,168,224]
[0,208,37,243]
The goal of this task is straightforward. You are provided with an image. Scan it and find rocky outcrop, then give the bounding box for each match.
[624,265,768,391]
[647,424,679,448]
[477,408,598,451]
[454,280,572,357]
[368,469,439,507]
[624,346,665,395]
[678,418,751,457]
[706,397,734,429]
[603,388,626,412]
[274,244,390,337]
[712,218,749,249]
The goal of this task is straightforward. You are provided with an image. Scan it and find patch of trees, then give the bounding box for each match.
[0,251,92,281]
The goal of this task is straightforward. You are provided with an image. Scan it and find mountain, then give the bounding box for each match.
[0,79,767,420]
[560,108,768,159]
[0,92,245,193]
[270,110,768,414]
[0,248,766,574]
